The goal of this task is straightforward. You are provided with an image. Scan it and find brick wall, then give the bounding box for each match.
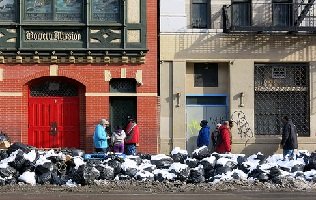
[0,0,158,154]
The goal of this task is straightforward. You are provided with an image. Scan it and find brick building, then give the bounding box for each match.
[0,0,158,154]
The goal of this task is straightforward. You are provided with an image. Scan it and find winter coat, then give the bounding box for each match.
[93,124,109,149]
[281,119,298,150]
[214,125,231,153]
[197,125,210,148]
[112,129,126,145]
[125,122,140,144]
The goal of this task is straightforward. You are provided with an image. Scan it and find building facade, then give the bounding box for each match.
[160,0,316,155]
[0,0,158,154]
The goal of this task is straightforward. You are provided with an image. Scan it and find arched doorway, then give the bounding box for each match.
[28,77,81,148]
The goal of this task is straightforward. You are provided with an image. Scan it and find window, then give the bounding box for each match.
[192,0,208,28]
[232,0,251,27]
[194,63,218,87]
[24,0,83,22]
[91,0,121,23]
[273,0,293,26]
[0,0,16,21]
[186,96,226,105]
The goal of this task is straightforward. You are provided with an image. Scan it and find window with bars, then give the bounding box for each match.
[254,63,309,136]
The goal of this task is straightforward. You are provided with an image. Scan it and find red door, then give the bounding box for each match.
[28,97,80,148]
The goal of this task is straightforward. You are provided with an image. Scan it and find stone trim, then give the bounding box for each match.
[85,93,157,97]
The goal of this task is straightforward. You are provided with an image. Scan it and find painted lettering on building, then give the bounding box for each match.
[25,31,82,41]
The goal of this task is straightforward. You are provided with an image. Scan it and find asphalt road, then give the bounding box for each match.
[0,191,315,200]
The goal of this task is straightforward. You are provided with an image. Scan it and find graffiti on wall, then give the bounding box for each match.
[231,111,254,139]
[187,120,200,136]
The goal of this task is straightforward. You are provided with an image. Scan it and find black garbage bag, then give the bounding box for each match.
[169,165,190,182]
[237,156,246,165]
[151,157,174,169]
[22,159,36,172]
[199,159,215,170]
[291,164,305,173]
[257,172,269,182]
[35,162,54,175]
[214,165,232,176]
[204,168,215,180]
[0,131,9,142]
[305,152,316,171]
[0,177,5,186]
[7,142,30,155]
[294,171,305,179]
[51,172,67,185]
[71,149,85,157]
[55,161,67,176]
[68,165,84,184]
[9,150,26,171]
[171,153,188,164]
[255,153,267,165]
[0,166,17,178]
[5,177,17,185]
[0,150,8,161]
[139,154,151,160]
[186,159,198,168]
[192,146,210,160]
[188,167,205,183]
[95,165,115,180]
[107,159,122,175]
[123,167,138,177]
[37,172,52,184]
[83,166,100,185]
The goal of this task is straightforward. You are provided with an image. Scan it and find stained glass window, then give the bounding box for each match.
[91,0,121,23]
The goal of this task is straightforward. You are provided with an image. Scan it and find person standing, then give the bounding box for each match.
[280,116,298,160]
[111,125,126,153]
[197,120,210,148]
[214,121,231,154]
[124,116,139,155]
[93,118,110,153]
[211,123,222,152]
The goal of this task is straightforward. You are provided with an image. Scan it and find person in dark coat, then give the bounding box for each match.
[197,120,210,148]
[280,116,298,160]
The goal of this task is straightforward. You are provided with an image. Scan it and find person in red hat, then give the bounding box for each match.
[124,116,140,155]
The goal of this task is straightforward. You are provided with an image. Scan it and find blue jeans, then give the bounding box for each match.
[283,149,295,160]
[125,144,136,155]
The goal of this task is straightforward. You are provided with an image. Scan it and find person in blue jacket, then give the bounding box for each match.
[93,118,110,153]
[197,120,210,148]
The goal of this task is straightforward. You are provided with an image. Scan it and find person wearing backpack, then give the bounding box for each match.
[124,116,140,155]
[112,125,126,153]
[214,121,231,154]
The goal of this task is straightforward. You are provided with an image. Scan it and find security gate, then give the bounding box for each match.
[28,78,80,148]
[110,97,136,132]
[254,63,309,136]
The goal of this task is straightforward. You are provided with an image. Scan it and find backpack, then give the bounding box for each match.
[212,130,222,148]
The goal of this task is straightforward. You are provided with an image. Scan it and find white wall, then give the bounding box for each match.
[160,0,187,32]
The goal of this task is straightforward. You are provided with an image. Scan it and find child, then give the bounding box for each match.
[111,126,126,153]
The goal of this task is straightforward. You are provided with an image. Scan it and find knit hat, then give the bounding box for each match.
[200,120,208,126]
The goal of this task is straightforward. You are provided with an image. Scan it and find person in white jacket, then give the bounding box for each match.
[111,126,126,153]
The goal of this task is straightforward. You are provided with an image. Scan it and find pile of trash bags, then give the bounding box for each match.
[1,143,316,186]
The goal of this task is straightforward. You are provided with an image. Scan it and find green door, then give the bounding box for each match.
[110,97,137,132]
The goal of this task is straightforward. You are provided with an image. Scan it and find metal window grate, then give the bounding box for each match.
[254,63,309,136]
[110,78,136,93]
[30,80,78,97]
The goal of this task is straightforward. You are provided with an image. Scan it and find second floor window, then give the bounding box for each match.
[192,0,208,28]
[273,0,293,26]
[232,0,251,27]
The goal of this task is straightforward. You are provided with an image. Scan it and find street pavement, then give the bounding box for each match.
[0,191,315,200]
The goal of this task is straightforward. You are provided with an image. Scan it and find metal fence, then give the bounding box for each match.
[254,63,310,136]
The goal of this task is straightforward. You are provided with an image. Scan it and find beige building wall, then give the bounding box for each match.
[160,0,316,156]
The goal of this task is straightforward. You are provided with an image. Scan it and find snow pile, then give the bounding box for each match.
[0,143,316,186]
